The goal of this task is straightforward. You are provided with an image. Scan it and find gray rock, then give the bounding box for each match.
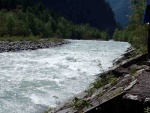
[0,40,70,53]
[124,94,140,101]
[124,79,137,91]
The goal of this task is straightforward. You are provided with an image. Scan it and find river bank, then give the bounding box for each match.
[0,38,69,53]
[48,48,150,113]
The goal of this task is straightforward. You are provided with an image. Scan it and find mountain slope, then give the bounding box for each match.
[0,0,109,40]
[34,0,117,34]
[107,0,131,27]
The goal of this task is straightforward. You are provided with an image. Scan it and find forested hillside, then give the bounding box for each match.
[107,0,131,27]
[33,0,117,35]
[113,0,147,53]
[0,0,111,40]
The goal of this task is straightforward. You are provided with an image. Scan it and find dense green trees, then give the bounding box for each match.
[113,0,147,53]
[34,0,117,35]
[0,0,109,40]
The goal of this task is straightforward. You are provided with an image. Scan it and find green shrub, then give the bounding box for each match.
[144,107,150,113]
[113,0,147,54]
[130,67,137,76]
[0,0,109,40]
[0,36,40,42]
[72,97,91,110]
[92,75,117,89]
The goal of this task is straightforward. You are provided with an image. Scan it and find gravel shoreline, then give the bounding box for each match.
[0,39,70,53]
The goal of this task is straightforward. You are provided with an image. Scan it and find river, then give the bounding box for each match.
[0,40,130,113]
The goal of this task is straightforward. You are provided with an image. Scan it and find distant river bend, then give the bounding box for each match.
[0,40,130,113]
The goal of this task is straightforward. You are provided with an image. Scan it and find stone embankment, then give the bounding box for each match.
[0,39,69,53]
[49,48,150,113]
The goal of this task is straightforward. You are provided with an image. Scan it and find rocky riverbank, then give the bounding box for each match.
[0,39,69,53]
[47,48,150,113]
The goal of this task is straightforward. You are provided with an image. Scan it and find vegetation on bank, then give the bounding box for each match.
[113,0,147,53]
[92,74,117,89]
[0,0,109,40]
[0,36,64,42]
[72,97,91,110]
[145,107,150,113]
[0,36,40,41]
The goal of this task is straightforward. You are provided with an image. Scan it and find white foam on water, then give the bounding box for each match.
[0,40,130,113]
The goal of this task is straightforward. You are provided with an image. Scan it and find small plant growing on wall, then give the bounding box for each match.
[72,97,91,110]
[130,67,137,76]
[144,107,150,113]
[92,74,117,89]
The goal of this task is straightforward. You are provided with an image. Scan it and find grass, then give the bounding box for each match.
[85,60,118,96]
[85,88,95,97]
[0,36,64,42]
[130,67,137,76]
[95,61,117,88]
[44,108,53,113]
[72,97,91,110]
[85,74,117,98]
[0,36,40,41]
[144,107,150,113]
[92,74,117,89]
[71,68,122,111]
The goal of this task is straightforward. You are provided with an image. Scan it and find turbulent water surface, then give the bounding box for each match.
[0,40,130,113]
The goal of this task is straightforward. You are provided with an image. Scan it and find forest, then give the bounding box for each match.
[0,0,146,50]
[33,0,117,35]
[113,0,147,53]
[0,0,110,40]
